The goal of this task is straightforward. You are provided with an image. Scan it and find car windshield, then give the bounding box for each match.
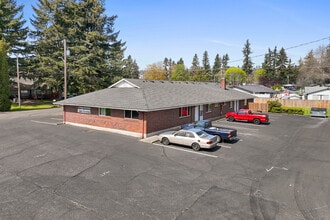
[196,130,208,138]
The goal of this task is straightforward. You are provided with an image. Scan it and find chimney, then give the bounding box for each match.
[220,77,226,89]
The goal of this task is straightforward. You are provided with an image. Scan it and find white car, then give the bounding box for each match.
[158,128,218,151]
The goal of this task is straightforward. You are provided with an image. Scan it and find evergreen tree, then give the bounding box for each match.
[0,0,28,77]
[0,0,28,55]
[0,40,11,111]
[191,68,211,82]
[242,39,253,76]
[286,59,299,84]
[177,58,184,65]
[163,57,172,80]
[262,48,273,76]
[277,47,288,84]
[30,0,126,95]
[202,51,211,73]
[123,55,139,78]
[212,53,221,81]
[221,54,229,70]
[190,54,200,77]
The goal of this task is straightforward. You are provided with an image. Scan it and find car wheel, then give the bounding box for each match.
[253,118,260,125]
[162,137,170,145]
[228,116,234,122]
[215,135,222,143]
[191,143,201,151]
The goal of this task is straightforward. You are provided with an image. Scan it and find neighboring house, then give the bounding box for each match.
[303,86,330,100]
[55,78,255,138]
[10,78,34,99]
[232,84,276,98]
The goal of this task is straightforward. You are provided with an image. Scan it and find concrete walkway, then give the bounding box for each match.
[140,135,159,144]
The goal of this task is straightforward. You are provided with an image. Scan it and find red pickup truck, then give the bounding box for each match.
[225,109,269,125]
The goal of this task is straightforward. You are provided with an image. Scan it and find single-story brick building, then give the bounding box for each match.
[55,78,255,138]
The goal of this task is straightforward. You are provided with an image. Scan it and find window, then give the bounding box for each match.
[125,110,139,119]
[99,108,111,116]
[179,107,191,117]
[244,99,247,106]
[185,131,195,138]
[175,131,186,137]
[206,104,212,112]
[230,101,233,108]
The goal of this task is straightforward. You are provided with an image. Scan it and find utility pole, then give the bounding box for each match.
[16,56,21,108]
[63,39,67,100]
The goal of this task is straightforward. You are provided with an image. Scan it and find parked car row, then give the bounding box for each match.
[158,109,269,151]
[159,128,218,151]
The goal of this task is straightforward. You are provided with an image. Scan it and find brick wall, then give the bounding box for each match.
[63,100,251,137]
[145,108,193,133]
[64,106,144,134]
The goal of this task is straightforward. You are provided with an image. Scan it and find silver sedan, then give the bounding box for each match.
[158,128,218,151]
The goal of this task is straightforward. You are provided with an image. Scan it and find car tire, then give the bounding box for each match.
[215,135,222,143]
[162,137,170,145]
[228,116,234,122]
[191,143,201,151]
[253,118,260,125]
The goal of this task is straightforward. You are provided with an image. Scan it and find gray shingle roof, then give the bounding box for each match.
[55,79,255,111]
[304,86,330,95]
[234,84,275,94]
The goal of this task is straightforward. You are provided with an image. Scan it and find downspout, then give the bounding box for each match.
[63,105,66,124]
[142,112,144,139]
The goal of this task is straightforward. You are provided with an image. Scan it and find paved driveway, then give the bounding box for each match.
[0,108,329,219]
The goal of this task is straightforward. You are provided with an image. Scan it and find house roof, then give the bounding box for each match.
[304,86,330,95]
[233,84,275,94]
[55,79,255,112]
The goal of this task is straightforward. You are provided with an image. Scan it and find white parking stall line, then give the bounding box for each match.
[219,144,231,149]
[51,118,63,121]
[153,143,218,158]
[31,120,58,126]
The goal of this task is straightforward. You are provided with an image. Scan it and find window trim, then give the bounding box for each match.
[99,108,111,116]
[206,104,212,113]
[124,110,139,119]
[179,107,191,118]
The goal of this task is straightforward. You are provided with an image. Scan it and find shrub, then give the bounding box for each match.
[282,107,304,115]
[268,100,282,112]
[271,107,282,113]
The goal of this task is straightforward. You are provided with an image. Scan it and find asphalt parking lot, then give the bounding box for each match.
[0,108,329,219]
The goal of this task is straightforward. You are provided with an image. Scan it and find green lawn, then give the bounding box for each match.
[10,102,59,111]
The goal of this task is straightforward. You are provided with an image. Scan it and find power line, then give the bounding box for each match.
[229,36,330,64]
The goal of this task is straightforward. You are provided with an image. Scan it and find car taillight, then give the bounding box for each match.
[206,141,212,144]
[228,133,232,138]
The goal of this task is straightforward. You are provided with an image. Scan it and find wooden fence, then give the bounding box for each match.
[249,98,330,112]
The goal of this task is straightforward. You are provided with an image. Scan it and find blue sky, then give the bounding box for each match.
[18,0,330,69]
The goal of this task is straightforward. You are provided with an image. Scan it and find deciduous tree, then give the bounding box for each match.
[143,62,166,80]
[225,67,246,85]
[171,63,189,81]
